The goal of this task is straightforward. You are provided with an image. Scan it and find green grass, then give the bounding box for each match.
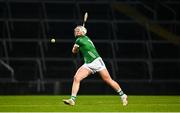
[0,95,179,112]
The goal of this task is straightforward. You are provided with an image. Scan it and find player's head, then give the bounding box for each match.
[74,25,87,37]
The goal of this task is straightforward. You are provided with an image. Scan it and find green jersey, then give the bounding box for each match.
[75,35,100,63]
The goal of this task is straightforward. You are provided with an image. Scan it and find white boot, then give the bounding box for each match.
[121,94,128,106]
[63,99,75,106]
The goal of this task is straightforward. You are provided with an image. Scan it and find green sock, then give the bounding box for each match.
[118,90,124,96]
[71,96,76,101]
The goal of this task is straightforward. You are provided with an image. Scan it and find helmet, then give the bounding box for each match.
[74,25,87,35]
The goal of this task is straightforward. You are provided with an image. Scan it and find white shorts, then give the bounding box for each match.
[82,57,106,74]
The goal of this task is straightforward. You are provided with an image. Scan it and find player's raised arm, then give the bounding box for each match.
[72,44,79,54]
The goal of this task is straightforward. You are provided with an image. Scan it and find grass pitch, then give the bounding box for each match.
[0,95,179,112]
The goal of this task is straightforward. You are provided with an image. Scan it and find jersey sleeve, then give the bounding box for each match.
[75,38,81,47]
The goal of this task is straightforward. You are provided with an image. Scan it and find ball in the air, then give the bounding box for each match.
[51,38,56,43]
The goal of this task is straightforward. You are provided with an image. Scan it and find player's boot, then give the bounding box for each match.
[121,94,128,106]
[63,99,75,106]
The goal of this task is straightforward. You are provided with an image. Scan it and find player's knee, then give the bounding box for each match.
[103,77,112,84]
[73,76,81,82]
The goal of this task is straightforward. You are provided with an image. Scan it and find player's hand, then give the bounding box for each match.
[72,44,79,54]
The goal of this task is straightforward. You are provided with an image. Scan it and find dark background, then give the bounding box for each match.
[0,0,180,95]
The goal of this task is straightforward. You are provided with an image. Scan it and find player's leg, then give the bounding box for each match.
[98,69,128,106]
[71,66,91,99]
[63,66,92,106]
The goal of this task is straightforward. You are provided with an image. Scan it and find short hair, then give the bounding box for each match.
[74,26,87,35]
